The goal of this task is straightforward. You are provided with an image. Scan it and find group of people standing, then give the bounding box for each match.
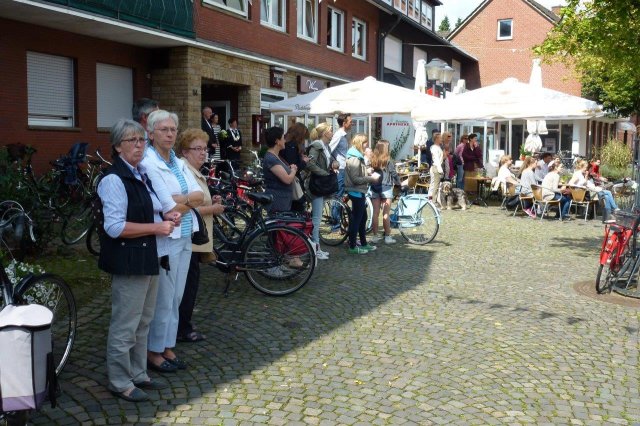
[99,99,226,403]
[200,106,242,170]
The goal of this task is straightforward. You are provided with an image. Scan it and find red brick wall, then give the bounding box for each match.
[195,0,378,81]
[0,18,152,174]
[450,0,581,95]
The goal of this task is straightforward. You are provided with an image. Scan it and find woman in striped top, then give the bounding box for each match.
[141,110,204,373]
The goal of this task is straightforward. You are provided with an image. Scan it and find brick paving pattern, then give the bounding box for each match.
[31,207,640,425]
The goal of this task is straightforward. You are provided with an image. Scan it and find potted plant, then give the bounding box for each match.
[599,138,633,180]
[518,144,532,161]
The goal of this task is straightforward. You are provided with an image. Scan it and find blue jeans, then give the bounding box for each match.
[311,196,324,244]
[456,165,464,189]
[552,193,571,218]
[331,169,346,229]
[598,190,618,210]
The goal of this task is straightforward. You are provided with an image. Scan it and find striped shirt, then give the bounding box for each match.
[151,147,192,238]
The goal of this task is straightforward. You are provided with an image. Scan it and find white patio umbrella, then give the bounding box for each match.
[524,59,547,153]
[269,76,442,115]
[411,77,601,122]
[412,59,429,167]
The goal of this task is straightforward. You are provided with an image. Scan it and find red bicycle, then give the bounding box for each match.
[596,210,640,294]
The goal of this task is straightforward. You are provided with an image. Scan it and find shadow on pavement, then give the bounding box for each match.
[32,243,436,424]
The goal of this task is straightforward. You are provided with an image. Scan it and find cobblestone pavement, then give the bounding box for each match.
[32,206,640,425]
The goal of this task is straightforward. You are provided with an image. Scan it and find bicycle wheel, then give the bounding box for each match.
[596,249,619,294]
[61,204,92,245]
[365,195,374,233]
[243,225,315,296]
[16,274,77,375]
[399,200,440,245]
[86,222,100,256]
[318,198,349,246]
[0,204,34,261]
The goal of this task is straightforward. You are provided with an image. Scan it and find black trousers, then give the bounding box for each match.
[177,252,200,337]
[348,194,368,249]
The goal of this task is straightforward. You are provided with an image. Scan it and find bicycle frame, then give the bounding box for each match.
[599,224,632,268]
[391,194,441,228]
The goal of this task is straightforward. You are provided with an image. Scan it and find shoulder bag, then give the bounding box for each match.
[309,149,339,196]
[191,208,209,245]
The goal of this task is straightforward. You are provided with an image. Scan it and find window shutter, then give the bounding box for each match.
[27,52,74,127]
[96,63,133,129]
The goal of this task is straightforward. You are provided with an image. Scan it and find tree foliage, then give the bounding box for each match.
[438,16,451,32]
[455,17,463,28]
[534,0,640,116]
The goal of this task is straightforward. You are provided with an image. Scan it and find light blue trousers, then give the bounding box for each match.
[148,237,192,353]
[311,196,324,245]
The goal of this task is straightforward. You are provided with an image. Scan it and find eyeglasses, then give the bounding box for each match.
[187,146,207,152]
[154,127,178,134]
[121,137,146,146]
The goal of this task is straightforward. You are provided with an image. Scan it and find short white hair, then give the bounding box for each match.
[147,110,179,134]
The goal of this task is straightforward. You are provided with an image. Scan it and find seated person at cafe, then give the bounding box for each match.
[534,152,553,183]
[497,155,520,187]
[569,160,619,216]
[517,156,538,218]
[541,162,571,220]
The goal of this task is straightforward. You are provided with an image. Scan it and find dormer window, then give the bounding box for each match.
[497,19,513,40]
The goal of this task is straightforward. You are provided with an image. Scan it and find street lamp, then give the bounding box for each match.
[426,58,455,98]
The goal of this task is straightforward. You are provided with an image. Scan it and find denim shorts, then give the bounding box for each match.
[370,185,394,200]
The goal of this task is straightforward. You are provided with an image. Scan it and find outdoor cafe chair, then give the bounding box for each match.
[513,191,535,217]
[415,172,430,194]
[501,181,516,209]
[531,184,562,220]
[568,185,597,221]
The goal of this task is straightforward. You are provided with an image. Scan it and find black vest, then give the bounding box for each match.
[98,156,160,276]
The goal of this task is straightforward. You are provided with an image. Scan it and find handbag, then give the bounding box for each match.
[190,208,209,245]
[309,172,338,196]
[292,176,304,200]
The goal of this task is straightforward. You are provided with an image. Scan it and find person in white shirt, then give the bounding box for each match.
[534,152,553,183]
[429,133,443,207]
[568,159,619,220]
[497,155,520,187]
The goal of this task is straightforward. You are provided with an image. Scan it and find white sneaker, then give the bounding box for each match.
[369,235,382,243]
[316,249,330,260]
[384,235,397,244]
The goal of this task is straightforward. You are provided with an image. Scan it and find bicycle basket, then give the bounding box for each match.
[613,210,639,229]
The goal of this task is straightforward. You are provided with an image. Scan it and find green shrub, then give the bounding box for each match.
[600,139,632,169]
[599,164,633,181]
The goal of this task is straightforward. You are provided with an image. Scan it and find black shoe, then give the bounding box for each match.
[147,359,178,373]
[110,387,149,402]
[163,356,187,370]
[134,379,168,390]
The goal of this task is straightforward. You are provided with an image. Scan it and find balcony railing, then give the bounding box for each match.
[44,0,194,38]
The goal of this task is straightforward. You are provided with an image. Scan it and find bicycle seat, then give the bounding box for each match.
[246,192,273,205]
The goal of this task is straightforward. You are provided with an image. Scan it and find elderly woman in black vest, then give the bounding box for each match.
[97,118,181,402]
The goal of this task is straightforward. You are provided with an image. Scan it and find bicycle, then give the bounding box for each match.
[388,188,441,245]
[595,210,640,294]
[211,191,316,297]
[318,193,373,246]
[0,201,77,377]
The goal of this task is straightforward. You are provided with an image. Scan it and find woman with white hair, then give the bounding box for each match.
[141,110,204,373]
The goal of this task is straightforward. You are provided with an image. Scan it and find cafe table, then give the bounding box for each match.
[466,175,493,207]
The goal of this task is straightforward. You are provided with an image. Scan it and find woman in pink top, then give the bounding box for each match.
[454,134,468,188]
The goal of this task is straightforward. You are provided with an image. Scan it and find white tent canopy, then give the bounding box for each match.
[269,76,442,116]
[411,77,602,122]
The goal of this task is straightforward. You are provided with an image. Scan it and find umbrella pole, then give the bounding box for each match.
[368,114,372,143]
[483,121,488,165]
[508,120,512,157]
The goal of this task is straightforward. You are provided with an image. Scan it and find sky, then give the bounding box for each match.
[435,0,568,28]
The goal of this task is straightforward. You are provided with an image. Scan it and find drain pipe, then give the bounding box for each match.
[377,14,402,80]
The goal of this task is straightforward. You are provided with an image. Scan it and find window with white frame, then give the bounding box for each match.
[384,35,402,72]
[261,0,285,31]
[96,63,133,129]
[297,0,318,41]
[413,47,427,77]
[497,19,513,40]
[352,18,366,60]
[420,2,432,29]
[408,0,420,21]
[393,0,407,14]
[326,6,344,51]
[27,51,75,127]
[205,0,247,16]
